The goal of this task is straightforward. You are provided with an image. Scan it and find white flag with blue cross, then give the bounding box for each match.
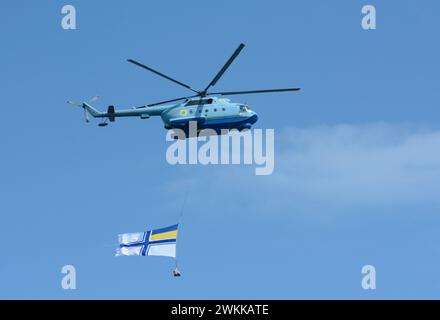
[116,224,178,258]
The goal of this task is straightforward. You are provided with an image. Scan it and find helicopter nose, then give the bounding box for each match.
[248,113,258,124]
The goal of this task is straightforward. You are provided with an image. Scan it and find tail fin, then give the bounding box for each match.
[83,102,103,117]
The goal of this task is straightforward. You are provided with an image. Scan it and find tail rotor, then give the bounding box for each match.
[67,96,100,123]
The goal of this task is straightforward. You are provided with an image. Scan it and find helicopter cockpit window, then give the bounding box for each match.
[185,98,213,106]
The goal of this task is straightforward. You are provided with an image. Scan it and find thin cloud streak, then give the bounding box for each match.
[182,123,440,217]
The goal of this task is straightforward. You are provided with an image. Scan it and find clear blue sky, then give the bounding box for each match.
[0,0,440,299]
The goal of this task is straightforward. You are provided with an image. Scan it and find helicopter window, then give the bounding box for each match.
[214,108,217,112]
[222,108,226,111]
[185,100,197,106]
[185,98,213,106]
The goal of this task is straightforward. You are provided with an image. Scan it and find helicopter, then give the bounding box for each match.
[68,43,300,137]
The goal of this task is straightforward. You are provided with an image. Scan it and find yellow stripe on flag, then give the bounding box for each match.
[150,230,177,241]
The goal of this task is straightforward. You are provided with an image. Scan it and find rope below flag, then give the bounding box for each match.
[116,224,178,258]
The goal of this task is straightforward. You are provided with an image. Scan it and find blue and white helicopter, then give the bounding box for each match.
[68,43,300,137]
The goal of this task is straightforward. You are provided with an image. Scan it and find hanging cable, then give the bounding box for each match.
[173,188,189,277]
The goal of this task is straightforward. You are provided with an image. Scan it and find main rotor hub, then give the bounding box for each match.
[198,90,208,97]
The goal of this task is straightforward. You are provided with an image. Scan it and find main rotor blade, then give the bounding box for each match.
[146,95,198,107]
[127,59,200,94]
[211,88,301,96]
[204,43,245,92]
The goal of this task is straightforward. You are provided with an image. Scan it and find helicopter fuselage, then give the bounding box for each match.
[83,96,258,134]
[161,97,258,132]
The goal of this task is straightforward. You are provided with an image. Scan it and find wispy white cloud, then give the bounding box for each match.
[183,123,440,217]
[275,123,440,206]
